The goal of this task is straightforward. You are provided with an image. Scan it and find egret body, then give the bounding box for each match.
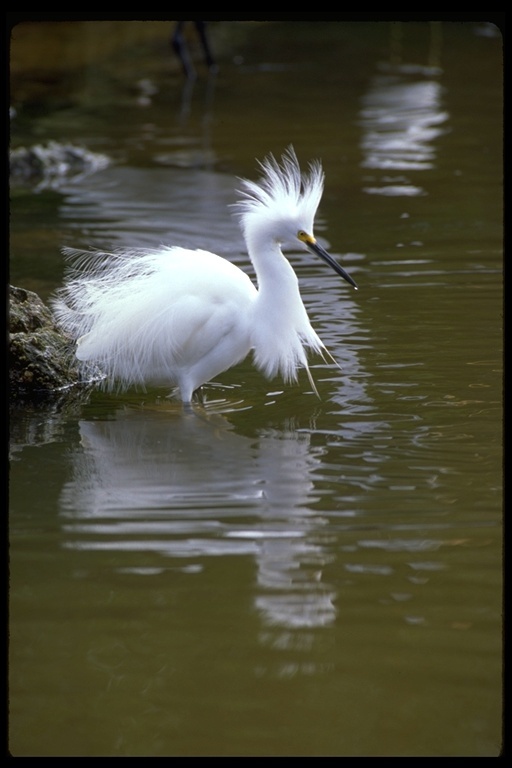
[52,148,357,403]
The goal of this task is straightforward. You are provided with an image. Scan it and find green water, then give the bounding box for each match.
[9,20,502,756]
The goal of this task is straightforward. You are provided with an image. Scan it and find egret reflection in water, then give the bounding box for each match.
[59,406,337,629]
[360,59,449,197]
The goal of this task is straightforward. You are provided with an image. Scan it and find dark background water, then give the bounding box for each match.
[9,20,502,756]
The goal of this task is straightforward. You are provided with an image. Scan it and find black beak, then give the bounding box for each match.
[306,240,358,290]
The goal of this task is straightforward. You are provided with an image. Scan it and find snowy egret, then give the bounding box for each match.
[52,147,358,403]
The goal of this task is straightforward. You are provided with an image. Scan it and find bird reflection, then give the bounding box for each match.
[360,23,449,197]
[59,405,337,630]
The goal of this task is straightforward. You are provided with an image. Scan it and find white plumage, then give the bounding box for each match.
[52,147,357,403]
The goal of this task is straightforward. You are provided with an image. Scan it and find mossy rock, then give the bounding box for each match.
[9,284,92,400]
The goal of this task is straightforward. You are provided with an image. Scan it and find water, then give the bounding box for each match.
[9,21,502,756]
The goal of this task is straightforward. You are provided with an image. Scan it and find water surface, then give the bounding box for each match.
[9,20,502,756]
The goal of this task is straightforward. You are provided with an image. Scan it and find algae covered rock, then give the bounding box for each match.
[9,284,95,400]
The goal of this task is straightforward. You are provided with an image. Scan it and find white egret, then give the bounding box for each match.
[52,147,358,403]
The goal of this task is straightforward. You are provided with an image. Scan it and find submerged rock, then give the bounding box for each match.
[9,141,110,190]
[9,284,99,401]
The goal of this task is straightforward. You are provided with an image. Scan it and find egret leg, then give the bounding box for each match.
[195,21,217,71]
[171,21,216,78]
[172,22,194,78]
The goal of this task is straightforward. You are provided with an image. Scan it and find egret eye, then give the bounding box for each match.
[297,230,309,242]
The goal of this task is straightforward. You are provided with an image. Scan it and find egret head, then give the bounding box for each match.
[235,146,322,244]
[235,146,357,290]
